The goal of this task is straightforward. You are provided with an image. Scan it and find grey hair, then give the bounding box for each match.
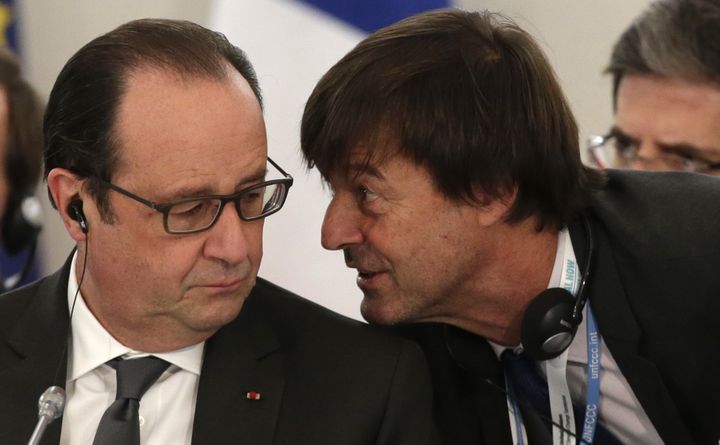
[607,0,720,103]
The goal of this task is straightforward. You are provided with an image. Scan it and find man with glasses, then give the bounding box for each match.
[588,0,720,175]
[301,9,720,445]
[0,19,439,444]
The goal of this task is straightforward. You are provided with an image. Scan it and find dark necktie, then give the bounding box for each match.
[501,350,622,445]
[93,356,171,445]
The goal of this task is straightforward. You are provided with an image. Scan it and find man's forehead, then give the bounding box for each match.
[348,149,386,172]
[323,148,392,183]
[110,64,266,188]
[616,74,720,153]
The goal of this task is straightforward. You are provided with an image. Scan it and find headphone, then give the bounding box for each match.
[520,216,595,361]
[68,199,89,234]
[1,194,43,254]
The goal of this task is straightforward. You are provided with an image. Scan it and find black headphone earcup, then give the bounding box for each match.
[521,288,578,361]
[68,199,88,234]
[1,195,43,254]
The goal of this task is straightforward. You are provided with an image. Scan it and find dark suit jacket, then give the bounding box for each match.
[0,258,441,445]
[403,170,720,445]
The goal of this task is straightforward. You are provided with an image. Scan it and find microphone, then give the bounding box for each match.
[26,228,90,443]
[27,386,65,445]
[479,376,578,440]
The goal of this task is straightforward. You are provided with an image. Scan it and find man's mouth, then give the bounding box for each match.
[194,274,250,293]
[358,271,379,279]
[205,279,243,288]
[356,269,388,288]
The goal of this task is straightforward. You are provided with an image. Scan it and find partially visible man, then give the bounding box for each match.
[0,19,439,445]
[0,47,44,287]
[588,0,720,174]
[302,9,719,445]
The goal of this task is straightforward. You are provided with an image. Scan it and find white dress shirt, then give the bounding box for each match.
[59,253,205,445]
[492,229,663,445]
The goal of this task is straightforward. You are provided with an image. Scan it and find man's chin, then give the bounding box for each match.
[186,300,245,335]
[184,284,252,331]
[360,298,407,326]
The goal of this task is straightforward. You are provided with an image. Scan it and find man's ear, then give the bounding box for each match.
[474,186,517,227]
[47,168,88,241]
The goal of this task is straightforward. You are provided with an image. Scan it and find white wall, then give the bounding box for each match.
[208,0,367,319]
[460,0,650,158]
[22,0,649,321]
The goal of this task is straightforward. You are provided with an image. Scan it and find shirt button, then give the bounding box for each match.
[139,416,145,427]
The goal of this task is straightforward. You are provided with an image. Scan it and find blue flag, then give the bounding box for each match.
[298,0,449,33]
[0,0,18,53]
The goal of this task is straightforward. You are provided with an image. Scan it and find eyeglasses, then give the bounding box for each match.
[587,133,720,174]
[88,157,293,234]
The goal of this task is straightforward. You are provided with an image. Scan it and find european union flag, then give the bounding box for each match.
[0,0,18,53]
[298,0,450,34]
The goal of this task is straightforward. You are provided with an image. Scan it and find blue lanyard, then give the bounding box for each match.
[579,305,601,444]
[507,305,603,445]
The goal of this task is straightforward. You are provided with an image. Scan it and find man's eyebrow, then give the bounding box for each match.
[609,126,637,144]
[658,142,720,162]
[157,169,268,202]
[611,126,720,162]
[348,162,385,181]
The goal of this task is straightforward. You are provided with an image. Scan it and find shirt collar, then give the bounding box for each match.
[66,251,204,381]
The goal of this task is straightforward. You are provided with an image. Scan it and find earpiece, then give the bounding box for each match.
[520,216,595,361]
[68,199,88,234]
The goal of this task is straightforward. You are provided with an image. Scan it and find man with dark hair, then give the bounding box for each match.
[0,19,439,444]
[588,0,720,174]
[0,47,44,286]
[302,9,720,445]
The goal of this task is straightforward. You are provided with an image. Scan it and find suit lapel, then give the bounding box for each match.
[570,216,694,443]
[191,289,284,445]
[0,259,71,445]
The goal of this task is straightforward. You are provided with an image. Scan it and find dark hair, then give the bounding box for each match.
[0,48,43,207]
[43,18,262,220]
[301,9,604,230]
[608,0,720,104]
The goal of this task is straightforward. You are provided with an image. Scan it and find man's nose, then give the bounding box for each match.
[203,202,251,264]
[628,142,666,171]
[321,196,364,251]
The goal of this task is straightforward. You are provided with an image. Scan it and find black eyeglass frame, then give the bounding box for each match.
[80,157,293,234]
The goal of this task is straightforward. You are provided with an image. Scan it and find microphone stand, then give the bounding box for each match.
[28,223,85,444]
[28,386,65,445]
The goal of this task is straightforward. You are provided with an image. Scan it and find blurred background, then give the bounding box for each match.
[6,0,650,320]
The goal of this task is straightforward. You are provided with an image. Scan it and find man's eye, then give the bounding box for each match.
[671,153,707,171]
[241,191,263,202]
[170,200,215,218]
[359,186,379,202]
[613,136,635,155]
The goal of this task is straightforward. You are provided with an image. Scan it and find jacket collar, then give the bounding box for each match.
[191,279,284,444]
[569,214,694,443]
[0,254,71,444]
